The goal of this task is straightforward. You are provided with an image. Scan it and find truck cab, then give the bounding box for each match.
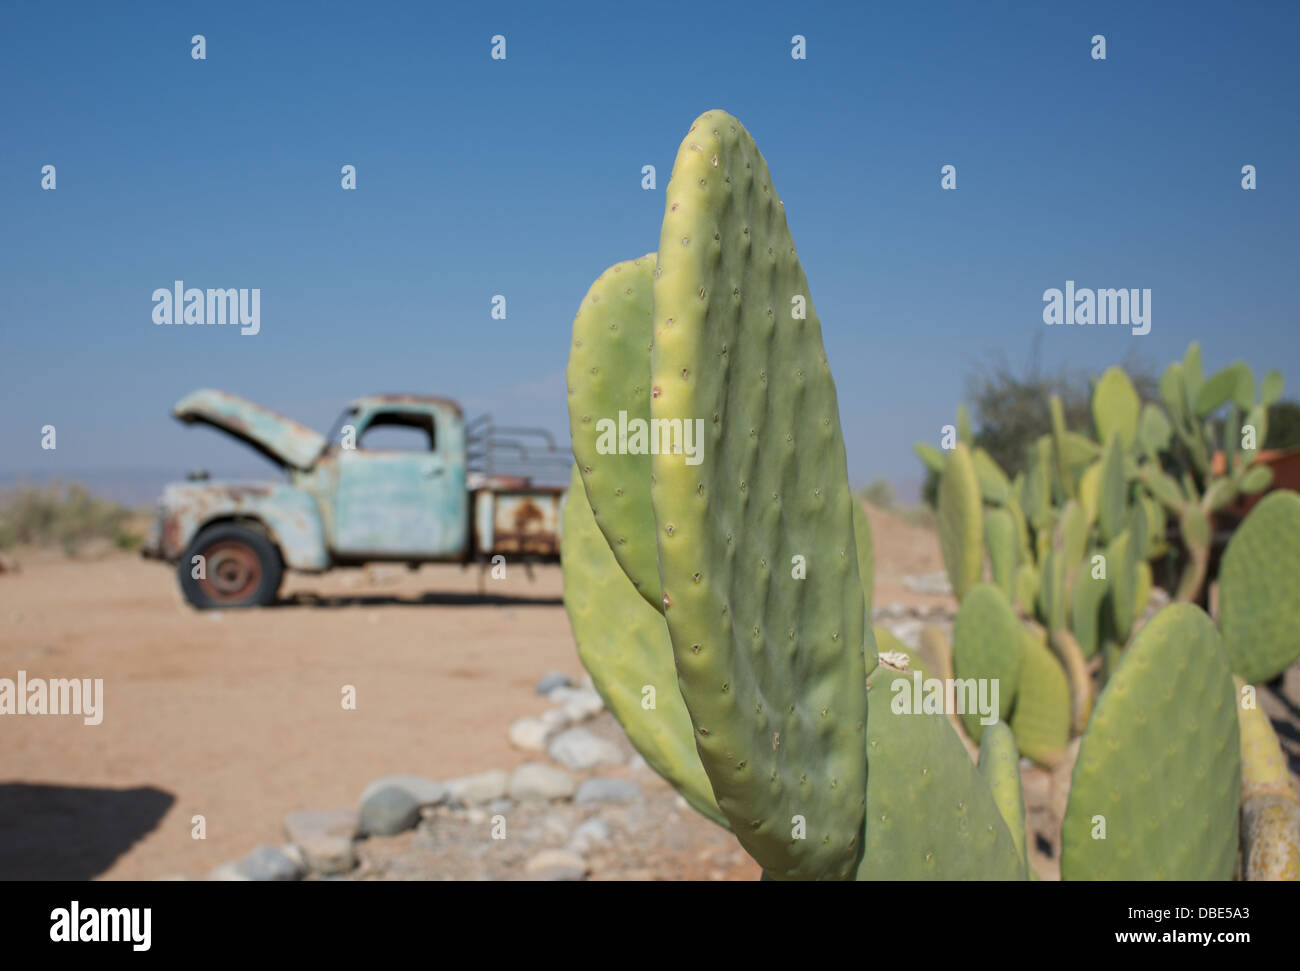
[142,389,566,609]
[313,395,469,560]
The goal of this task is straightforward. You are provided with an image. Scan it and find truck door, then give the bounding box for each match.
[331,407,466,557]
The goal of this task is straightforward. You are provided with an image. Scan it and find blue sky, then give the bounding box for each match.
[2,0,1298,502]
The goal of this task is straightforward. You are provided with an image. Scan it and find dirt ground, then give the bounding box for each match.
[1,503,1295,881]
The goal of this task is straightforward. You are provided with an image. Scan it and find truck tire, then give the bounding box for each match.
[178,522,283,609]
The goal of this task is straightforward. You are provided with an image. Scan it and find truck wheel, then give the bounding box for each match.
[179,522,283,609]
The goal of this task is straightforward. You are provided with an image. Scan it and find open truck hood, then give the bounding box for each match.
[173,389,327,471]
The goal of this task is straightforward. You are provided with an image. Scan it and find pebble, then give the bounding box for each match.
[207,862,252,881]
[568,818,612,853]
[574,778,642,805]
[238,845,304,881]
[446,769,509,805]
[508,763,577,802]
[487,798,513,815]
[298,834,357,875]
[548,687,605,721]
[888,619,924,650]
[547,727,623,771]
[524,849,588,881]
[901,572,953,595]
[360,775,447,809]
[508,716,553,752]
[284,808,359,844]
[359,786,421,837]
[536,671,574,695]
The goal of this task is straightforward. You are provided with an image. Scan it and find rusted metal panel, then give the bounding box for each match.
[350,393,465,417]
[173,389,327,471]
[155,481,329,570]
[475,487,565,556]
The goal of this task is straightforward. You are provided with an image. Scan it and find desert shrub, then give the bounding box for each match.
[0,482,133,554]
[1265,399,1300,450]
[860,478,895,509]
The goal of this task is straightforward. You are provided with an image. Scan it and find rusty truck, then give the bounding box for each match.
[141,389,568,608]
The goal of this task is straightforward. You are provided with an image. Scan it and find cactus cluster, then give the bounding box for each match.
[562,109,1299,880]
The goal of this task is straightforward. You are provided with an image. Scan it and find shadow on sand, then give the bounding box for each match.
[0,783,175,880]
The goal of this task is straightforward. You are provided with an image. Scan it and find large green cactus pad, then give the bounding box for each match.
[1009,630,1071,767]
[565,254,663,610]
[1219,490,1300,684]
[1060,604,1240,880]
[984,507,1018,603]
[649,110,870,879]
[978,721,1029,872]
[1092,366,1140,452]
[561,466,725,826]
[952,584,1024,742]
[939,443,984,600]
[856,652,1025,879]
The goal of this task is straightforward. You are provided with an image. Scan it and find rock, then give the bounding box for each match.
[547,686,604,715]
[524,849,588,881]
[888,619,924,650]
[574,778,642,805]
[508,716,553,752]
[508,763,577,802]
[487,798,513,815]
[284,808,359,844]
[901,572,953,596]
[298,834,356,875]
[360,775,447,809]
[359,786,421,837]
[237,845,304,881]
[627,753,649,772]
[538,707,572,732]
[207,862,252,881]
[568,818,611,853]
[547,727,623,771]
[559,689,605,722]
[446,769,509,805]
[536,671,574,695]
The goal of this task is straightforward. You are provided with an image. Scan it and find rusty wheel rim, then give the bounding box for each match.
[198,540,262,603]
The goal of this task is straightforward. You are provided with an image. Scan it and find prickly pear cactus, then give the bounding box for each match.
[984,507,1017,602]
[952,584,1023,742]
[1009,629,1071,767]
[1237,683,1300,881]
[857,651,1025,879]
[649,110,871,879]
[1092,366,1140,452]
[1218,490,1300,684]
[854,501,874,616]
[565,255,663,610]
[977,721,1029,872]
[939,443,984,600]
[1060,604,1241,880]
[560,466,725,826]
